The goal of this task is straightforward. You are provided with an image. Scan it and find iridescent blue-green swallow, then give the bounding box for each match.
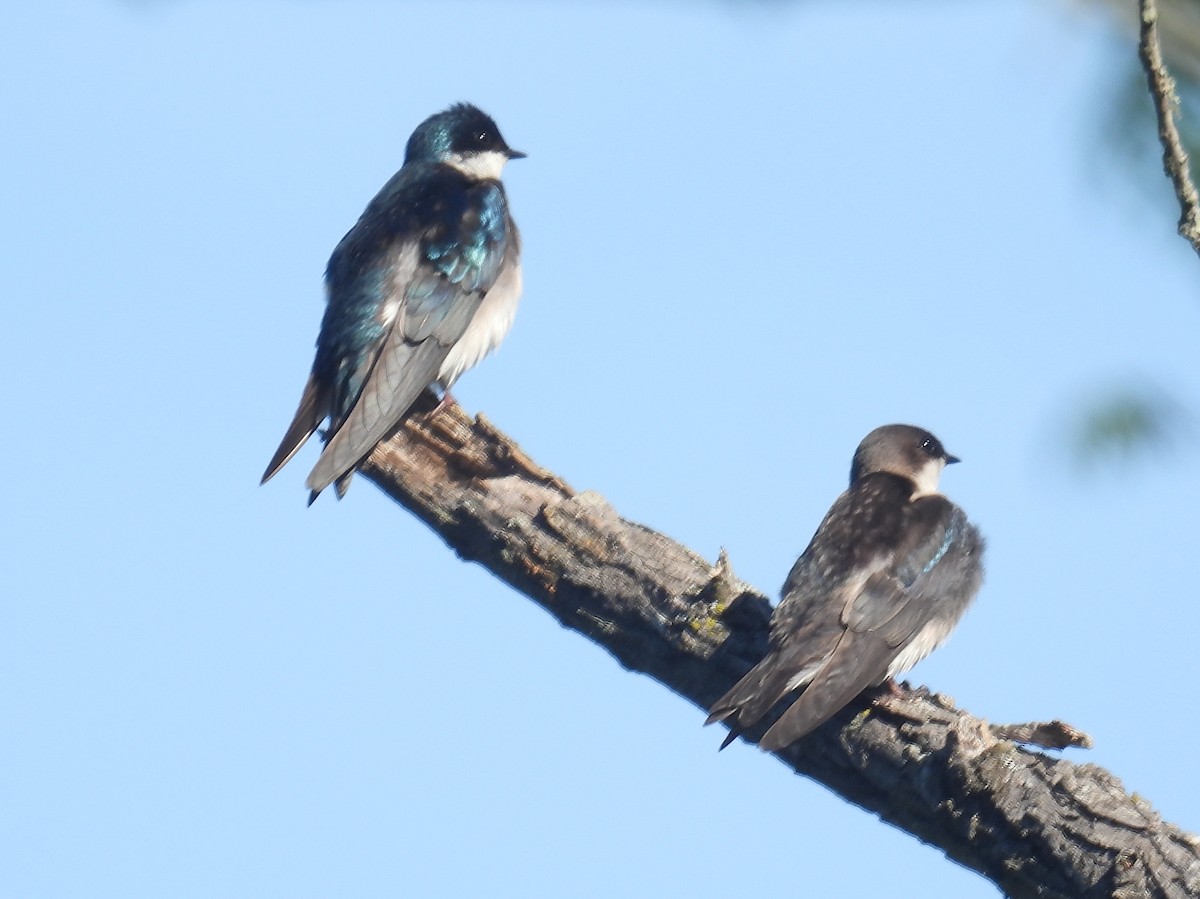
[262,103,524,503]
[707,424,985,751]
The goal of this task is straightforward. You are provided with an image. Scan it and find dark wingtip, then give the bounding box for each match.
[705,707,742,750]
[263,375,325,487]
[260,449,292,485]
[261,447,294,487]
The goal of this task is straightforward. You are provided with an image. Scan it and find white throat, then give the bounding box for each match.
[446,149,509,180]
[910,458,945,498]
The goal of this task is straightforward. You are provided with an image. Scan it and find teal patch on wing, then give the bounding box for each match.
[898,521,958,586]
[895,507,966,586]
[403,182,509,344]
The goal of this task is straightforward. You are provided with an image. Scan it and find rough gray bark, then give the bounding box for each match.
[361,401,1200,899]
[1138,0,1200,257]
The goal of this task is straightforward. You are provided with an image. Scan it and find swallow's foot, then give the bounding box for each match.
[430,389,458,418]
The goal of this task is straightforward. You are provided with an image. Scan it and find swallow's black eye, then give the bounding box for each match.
[920,436,942,457]
[474,130,489,144]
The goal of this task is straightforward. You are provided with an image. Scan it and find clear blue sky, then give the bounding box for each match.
[5,2,1199,896]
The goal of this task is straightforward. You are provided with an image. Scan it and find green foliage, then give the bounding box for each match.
[1068,381,1192,468]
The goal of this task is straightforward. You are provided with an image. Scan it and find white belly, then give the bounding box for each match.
[886,617,957,678]
[437,261,522,388]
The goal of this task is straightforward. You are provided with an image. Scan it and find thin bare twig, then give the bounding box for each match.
[1138,0,1200,255]
[991,719,1094,750]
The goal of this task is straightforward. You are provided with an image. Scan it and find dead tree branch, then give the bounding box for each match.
[1139,0,1200,255]
[361,402,1200,898]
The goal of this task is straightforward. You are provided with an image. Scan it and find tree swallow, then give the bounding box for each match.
[706,424,985,751]
[261,103,525,503]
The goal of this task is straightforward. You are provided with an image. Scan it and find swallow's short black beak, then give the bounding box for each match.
[506,148,527,160]
[944,453,961,465]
